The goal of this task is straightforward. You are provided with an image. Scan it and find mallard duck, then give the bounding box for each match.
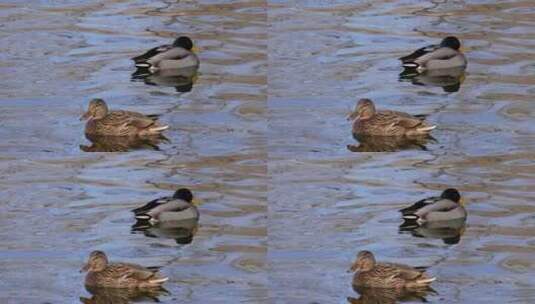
[81,251,168,288]
[348,99,436,136]
[348,251,435,289]
[399,36,467,72]
[80,99,169,137]
[132,36,199,73]
[400,188,467,224]
[132,188,199,225]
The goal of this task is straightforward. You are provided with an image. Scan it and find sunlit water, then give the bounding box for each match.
[0,1,534,303]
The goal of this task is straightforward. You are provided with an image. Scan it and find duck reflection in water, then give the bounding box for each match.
[132,218,198,245]
[132,66,198,93]
[400,218,466,245]
[347,285,436,304]
[80,133,169,152]
[347,134,436,152]
[399,67,466,93]
[80,285,168,304]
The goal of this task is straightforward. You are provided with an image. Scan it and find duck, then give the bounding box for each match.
[348,250,435,289]
[399,36,467,72]
[348,98,436,136]
[132,36,199,73]
[132,188,199,225]
[80,99,169,137]
[81,251,168,288]
[400,188,467,224]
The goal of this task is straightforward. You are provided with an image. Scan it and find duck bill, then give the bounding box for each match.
[347,111,360,121]
[191,45,200,53]
[459,197,465,206]
[80,111,92,121]
[347,262,359,273]
[191,198,202,206]
[80,263,90,273]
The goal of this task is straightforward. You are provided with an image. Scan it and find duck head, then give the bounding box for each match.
[440,36,461,50]
[348,250,376,273]
[347,98,376,121]
[441,188,464,205]
[173,188,194,203]
[81,99,108,121]
[81,250,108,273]
[173,36,194,50]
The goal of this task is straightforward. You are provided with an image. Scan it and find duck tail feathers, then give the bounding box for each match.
[416,277,436,285]
[149,125,169,133]
[135,214,152,221]
[402,62,419,69]
[402,214,419,221]
[416,125,436,133]
[149,277,169,285]
[135,62,151,68]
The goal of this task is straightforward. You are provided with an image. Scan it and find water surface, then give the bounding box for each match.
[1,0,534,303]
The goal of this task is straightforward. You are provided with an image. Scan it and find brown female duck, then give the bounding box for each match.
[81,99,168,137]
[349,250,435,289]
[348,99,436,136]
[81,251,168,288]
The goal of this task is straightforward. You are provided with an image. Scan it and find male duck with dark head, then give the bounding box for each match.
[348,98,436,137]
[400,188,467,224]
[132,36,199,73]
[81,98,169,137]
[348,250,435,289]
[399,36,467,72]
[81,250,168,288]
[132,188,199,225]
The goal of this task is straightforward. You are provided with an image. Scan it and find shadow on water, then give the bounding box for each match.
[80,285,168,304]
[399,67,466,93]
[80,134,169,152]
[131,218,199,245]
[400,219,467,245]
[347,134,437,152]
[347,285,436,304]
[131,67,198,93]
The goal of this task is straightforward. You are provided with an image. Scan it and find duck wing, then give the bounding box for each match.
[132,196,173,215]
[147,47,192,66]
[132,44,173,63]
[374,263,424,281]
[412,47,460,65]
[144,200,192,217]
[111,263,160,281]
[414,199,459,217]
[399,196,441,215]
[399,44,438,63]
[105,111,160,131]
[377,111,426,129]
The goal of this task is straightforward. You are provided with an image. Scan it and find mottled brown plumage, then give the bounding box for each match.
[81,99,168,137]
[349,251,435,289]
[348,99,436,136]
[81,251,168,288]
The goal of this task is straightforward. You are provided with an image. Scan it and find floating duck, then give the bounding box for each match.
[349,250,435,289]
[399,36,467,72]
[81,251,168,288]
[348,99,436,136]
[80,99,168,137]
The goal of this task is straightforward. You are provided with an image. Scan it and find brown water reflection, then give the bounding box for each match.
[0,0,534,303]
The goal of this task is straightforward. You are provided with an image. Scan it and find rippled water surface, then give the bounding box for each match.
[1,0,534,303]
